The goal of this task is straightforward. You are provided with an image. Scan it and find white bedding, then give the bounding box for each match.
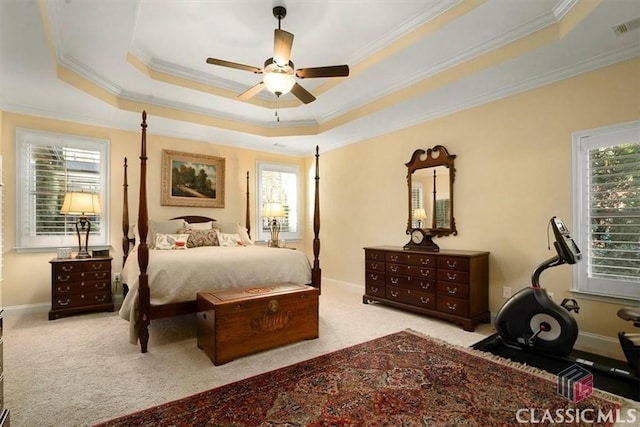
[118,245,312,343]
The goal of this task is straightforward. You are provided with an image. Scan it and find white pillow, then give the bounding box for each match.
[216,221,254,246]
[216,231,243,247]
[185,221,214,230]
[154,233,189,250]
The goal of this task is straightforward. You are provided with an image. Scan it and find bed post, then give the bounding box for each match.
[245,171,251,240]
[137,111,151,353]
[122,157,130,267]
[312,146,321,292]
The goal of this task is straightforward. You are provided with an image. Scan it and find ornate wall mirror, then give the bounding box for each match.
[405,145,456,251]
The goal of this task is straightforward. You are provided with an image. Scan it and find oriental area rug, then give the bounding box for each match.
[95,330,626,427]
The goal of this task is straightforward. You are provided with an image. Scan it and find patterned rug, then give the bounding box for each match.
[95,330,625,426]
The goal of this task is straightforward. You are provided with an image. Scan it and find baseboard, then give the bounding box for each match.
[322,277,363,291]
[575,331,625,361]
[3,293,124,316]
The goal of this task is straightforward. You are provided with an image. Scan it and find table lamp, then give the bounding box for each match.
[60,192,101,258]
[262,202,285,247]
[413,208,427,228]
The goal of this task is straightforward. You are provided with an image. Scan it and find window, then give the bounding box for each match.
[256,162,300,242]
[16,129,110,251]
[572,121,639,301]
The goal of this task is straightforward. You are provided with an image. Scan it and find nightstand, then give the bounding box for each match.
[49,257,114,320]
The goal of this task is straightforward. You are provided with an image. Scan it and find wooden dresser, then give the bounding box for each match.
[363,246,489,331]
[49,257,114,320]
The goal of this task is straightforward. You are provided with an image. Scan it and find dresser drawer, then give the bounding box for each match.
[83,259,111,272]
[406,253,436,267]
[437,295,469,317]
[437,282,469,299]
[365,283,385,298]
[52,291,112,310]
[437,256,470,272]
[386,263,410,275]
[406,278,436,293]
[365,270,385,285]
[365,260,385,273]
[53,279,111,296]
[52,262,82,275]
[386,286,435,309]
[387,274,410,288]
[365,250,386,262]
[437,269,469,284]
[386,252,409,264]
[407,266,435,280]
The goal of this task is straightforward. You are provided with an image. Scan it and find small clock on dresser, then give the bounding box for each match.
[403,228,439,252]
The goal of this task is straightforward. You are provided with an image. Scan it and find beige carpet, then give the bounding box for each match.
[5,281,497,426]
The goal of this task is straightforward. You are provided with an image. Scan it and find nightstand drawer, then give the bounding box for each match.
[82,259,110,272]
[52,291,112,310]
[53,279,111,295]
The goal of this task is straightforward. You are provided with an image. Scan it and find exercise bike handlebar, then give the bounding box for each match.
[531,254,565,288]
[530,217,581,288]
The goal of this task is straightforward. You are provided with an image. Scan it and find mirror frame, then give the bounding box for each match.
[406,145,457,237]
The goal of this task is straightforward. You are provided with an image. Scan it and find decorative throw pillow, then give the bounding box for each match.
[154,233,189,250]
[177,228,219,248]
[216,221,254,246]
[148,219,186,248]
[216,231,243,247]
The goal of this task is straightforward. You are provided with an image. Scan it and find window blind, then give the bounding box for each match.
[588,142,640,283]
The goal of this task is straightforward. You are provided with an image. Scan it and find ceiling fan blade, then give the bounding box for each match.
[290,83,316,104]
[206,58,262,74]
[237,82,265,100]
[296,65,350,79]
[273,29,294,66]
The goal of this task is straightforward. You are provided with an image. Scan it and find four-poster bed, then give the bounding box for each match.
[120,111,322,353]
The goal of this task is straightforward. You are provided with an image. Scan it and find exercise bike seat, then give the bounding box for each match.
[618,307,640,328]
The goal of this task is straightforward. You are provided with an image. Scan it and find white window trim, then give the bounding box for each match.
[15,128,110,252]
[256,161,301,243]
[571,120,640,301]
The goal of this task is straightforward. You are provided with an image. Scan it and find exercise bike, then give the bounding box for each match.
[494,217,640,381]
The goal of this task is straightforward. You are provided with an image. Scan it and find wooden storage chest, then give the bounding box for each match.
[197,283,319,365]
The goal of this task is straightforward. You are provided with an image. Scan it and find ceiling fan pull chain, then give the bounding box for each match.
[275,96,280,122]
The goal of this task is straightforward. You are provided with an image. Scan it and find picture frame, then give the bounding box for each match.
[161,150,225,208]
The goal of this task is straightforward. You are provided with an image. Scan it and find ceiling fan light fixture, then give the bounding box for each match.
[263,72,295,96]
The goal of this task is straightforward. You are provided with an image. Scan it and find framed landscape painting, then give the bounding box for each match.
[161,150,225,208]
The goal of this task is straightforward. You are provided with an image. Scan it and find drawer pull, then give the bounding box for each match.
[57,285,71,293]
[61,265,73,272]
[81,294,85,299]
[390,266,398,273]
[446,302,457,310]
[58,299,70,306]
[420,282,430,290]
[371,264,378,270]
[57,275,71,282]
[420,258,430,265]
[370,274,378,281]
[94,283,107,290]
[371,253,379,260]
[420,297,430,304]
[446,272,457,280]
[95,295,107,302]
[390,290,399,297]
[391,277,399,284]
[420,270,430,277]
[390,255,399,262]
[92,264,104,270]
[94,272,107,279]
[371,287,379,293]
[447,260,457,268]
[447,286,457,294]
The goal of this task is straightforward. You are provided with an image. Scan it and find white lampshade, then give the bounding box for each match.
[60,192,101,215]
[413,208,427,221]
[262,202,285,218]
[263,72,295,96]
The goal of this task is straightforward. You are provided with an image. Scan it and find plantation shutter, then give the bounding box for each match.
[411,184,423,228]
[16,129,109,250]
[573,122,640,301]
[256,162,300,242]
[587,142,640,282]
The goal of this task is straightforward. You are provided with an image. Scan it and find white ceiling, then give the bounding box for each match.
[1,0,639,156]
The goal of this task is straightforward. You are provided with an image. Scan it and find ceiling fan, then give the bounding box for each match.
[206,5,349,104]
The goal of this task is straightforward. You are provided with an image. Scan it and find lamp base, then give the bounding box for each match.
[75,250,91,259]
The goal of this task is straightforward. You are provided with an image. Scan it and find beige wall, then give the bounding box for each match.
[320,58,639,350]
[0,113,308,308]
